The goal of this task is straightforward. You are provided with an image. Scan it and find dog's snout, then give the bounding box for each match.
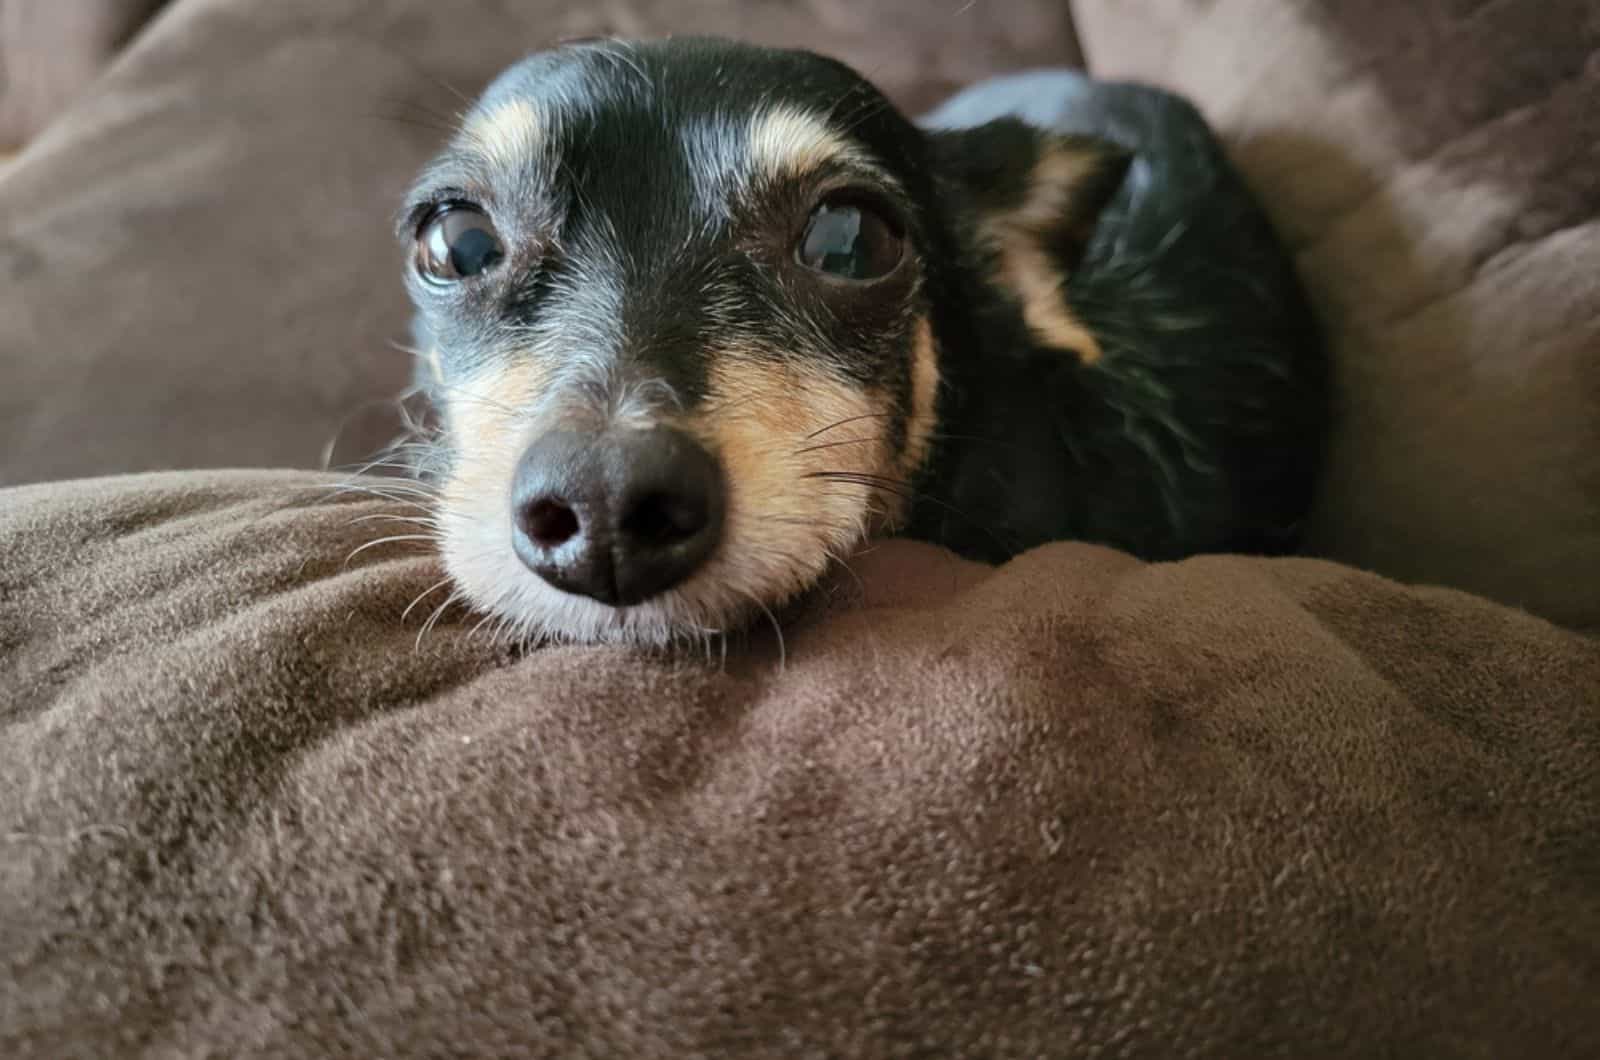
[511,427,725,606]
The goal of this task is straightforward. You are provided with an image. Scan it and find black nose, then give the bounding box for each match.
[510,426,725,606]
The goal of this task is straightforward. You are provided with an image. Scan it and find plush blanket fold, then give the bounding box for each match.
[3,471,1597,1057]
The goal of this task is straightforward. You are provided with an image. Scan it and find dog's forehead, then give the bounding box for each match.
[452,40,895,204]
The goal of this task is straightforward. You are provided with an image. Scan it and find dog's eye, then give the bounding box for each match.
[416,205,504,282]
[797,199,902,281]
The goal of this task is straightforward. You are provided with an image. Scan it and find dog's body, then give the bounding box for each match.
[399,37,1328,645]
[913,70,1327,564]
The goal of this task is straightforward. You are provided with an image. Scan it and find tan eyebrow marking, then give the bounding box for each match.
[746,104,880,183]
[460,98,545,169]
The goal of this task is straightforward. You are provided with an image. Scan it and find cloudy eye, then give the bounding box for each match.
[797,197,903,281]
[416,204,505,282]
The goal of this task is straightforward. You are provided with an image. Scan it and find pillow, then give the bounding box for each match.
[1072,0,1600,628]
[2,470,1597,1055]
[0,0,168,149]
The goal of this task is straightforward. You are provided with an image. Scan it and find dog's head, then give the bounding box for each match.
[399,37,1124,645]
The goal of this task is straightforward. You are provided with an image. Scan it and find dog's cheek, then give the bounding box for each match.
[694,357,889,598]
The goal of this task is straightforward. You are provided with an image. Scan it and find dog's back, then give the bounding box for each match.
[919,71,1329,563]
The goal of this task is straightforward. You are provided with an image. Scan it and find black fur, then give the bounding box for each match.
[917,75,1329,562]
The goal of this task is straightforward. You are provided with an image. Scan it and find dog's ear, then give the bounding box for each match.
[929,118,1130,267]
[928,117,1126,273]
[928,118,1130,360]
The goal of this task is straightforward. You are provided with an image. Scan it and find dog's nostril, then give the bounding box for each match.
[622,491,705,545]
[522,498,580,549]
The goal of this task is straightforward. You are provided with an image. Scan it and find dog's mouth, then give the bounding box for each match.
[427,344,937,647]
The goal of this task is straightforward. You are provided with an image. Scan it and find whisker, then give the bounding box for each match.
[347,512,442,529]
[339,454,436,475]
[369,447,440,469]
[792,435,885,456]
[371,90,468,124]
[402,577,456,623]
[386,341,526,416]
[332,493,437,515]
[325,480,440,503]
[696,389,772,421]
[468,609,503,642]
[335,496,436,517]
[318,472,440,494]
[803,411,897,440]
[345,534,436,564]
[749,593,787,675]
[367,110,460,137]
[416,589,464,650]
[319,391,436,473]
[759,515,857,533]
[308,484,438,516]
[805,470,1016,554]
[822,549,868,598]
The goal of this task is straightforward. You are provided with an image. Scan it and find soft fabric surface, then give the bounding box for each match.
[1073,0,1600,629]
[3,471,1598,1057]
[0,0,168,149]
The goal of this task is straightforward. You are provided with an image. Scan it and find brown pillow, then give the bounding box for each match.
[0,0,1079,486]
[1072,0,1600,628]
[3,469,1597,1055]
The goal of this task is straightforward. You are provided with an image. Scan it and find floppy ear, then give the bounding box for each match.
[929,118,1130,361]
[930,117,1130,267]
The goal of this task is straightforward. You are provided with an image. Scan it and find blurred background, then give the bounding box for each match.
[1,0,1596,629]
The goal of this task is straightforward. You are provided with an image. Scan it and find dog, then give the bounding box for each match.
[397,36,1328,646]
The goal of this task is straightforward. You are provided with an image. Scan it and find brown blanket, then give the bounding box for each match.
[4,470,1598,1057]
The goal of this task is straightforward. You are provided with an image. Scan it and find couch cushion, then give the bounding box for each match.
[0,0,1080,488]
[0,0,168,149]
[1072,0,1600,628]
[2,470,1597,1056]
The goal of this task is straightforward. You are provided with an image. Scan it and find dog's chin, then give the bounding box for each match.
[436,501,865,649]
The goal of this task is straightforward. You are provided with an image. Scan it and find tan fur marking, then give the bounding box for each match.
[697,357,893,601]
[1017,148,1104,232]
[998,238,1104,363]
[747,105,864,182]
[462,99,543,168]
[980,142,1106,364]
[439,359,553,528]
[898,318,942,488]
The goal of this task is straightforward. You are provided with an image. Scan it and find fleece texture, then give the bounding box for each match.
[3,471,1597,1057]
